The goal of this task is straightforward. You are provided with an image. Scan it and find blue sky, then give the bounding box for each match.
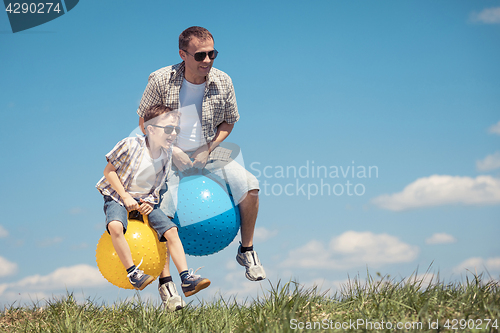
[1,0,499,308]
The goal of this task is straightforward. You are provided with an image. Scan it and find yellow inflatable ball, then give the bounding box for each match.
[96,214,167,289]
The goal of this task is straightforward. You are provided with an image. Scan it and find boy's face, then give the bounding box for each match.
[147,113,179,149]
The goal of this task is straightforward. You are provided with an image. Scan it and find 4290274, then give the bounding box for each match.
[5,2,62,14]
[443,318,498,330]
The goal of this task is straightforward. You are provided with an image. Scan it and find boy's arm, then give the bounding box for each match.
[103,161,139,212]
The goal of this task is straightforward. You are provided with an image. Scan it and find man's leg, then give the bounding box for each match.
[202,151,266,281]
[235,189,266,281]
[239,189,259,247]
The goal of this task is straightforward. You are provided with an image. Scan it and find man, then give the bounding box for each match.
[137,26,266,308]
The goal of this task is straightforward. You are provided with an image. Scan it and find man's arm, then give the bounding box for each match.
[209,121,234,152]
[191,121,234,169]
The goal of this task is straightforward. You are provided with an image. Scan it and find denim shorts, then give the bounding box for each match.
[103,195,177,242]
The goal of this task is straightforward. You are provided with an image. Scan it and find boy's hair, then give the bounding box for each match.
[179,26,214,50]
[143,105,179,131]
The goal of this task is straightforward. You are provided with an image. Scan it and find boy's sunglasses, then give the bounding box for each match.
[183,49,218,62]
[149,124,181,135]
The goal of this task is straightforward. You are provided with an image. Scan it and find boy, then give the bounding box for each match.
[96,104,210,311]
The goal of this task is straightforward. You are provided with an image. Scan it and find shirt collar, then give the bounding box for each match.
[171,61,215,87]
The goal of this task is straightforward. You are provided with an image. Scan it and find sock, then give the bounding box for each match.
[241,245,253,253]
[126,265,136,275]
[180,270,189,282]
[159,276,173,285]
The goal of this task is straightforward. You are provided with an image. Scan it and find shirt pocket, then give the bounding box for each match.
[205,98,225,125]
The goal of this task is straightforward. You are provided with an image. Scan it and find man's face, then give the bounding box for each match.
[180,37,215,84]
[148,113,179,149]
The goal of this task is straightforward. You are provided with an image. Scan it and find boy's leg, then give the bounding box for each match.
[159,249,171,278]
[163,228,188,274]
[148,207,189,274]
[104,197,154,290]
[148,207,210,297]
[147,208,184,310]
[162,227,210,297]
[108,221,134,269]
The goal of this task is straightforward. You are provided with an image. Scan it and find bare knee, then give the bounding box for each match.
[108,221,125,237]
[240,189,259,206]
[163,227,179,243]
[249,189,259,197]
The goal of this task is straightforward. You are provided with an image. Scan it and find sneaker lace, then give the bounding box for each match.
[187,266,204,279]
[127,258,144,278]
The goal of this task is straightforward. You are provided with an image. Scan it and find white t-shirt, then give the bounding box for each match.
[128,149,167,198]
[176,79,206,151]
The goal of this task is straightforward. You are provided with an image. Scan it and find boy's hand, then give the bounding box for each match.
[138,199,153,215]
[122,195,140,212]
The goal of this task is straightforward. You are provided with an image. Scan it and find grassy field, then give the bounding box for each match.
[1,272,499,332]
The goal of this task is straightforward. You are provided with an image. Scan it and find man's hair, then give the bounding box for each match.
[143,105,179,131]
[179,26,214,50]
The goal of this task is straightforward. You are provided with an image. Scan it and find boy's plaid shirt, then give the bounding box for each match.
[137,62,240,143]
[96,135,172,206]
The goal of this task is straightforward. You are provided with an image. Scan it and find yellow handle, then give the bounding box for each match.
[143,213,150,227]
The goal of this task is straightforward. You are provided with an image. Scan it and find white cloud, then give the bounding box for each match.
[477,151,500,172]
[225,228,277,248]
[37,237,63,248]
[253,227,278,243]
[425,233,457,245]
[0,264,108,297]
[300,277,353,295]
[371,175,500,211]
[403,273,442,290]
[0,256,18,277]
[488,121,500,135]
[71,242,89,250]
[68,207,84,215]
[201,259,270,304]
[0,225,8,238]
[454,257,500,274]
[222,270,265,297]
[470,7,500,24]
[281,231,419,270]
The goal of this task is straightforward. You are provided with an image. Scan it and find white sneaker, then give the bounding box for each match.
[236,243,266,281]
[158,281,186,312]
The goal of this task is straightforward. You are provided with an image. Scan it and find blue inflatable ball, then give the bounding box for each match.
[172,174,240,256]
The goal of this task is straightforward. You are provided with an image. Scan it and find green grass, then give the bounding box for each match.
[1,272,499,332]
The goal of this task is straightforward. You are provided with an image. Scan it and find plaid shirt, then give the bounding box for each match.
[96,135,172,206]
[137,62,239,143]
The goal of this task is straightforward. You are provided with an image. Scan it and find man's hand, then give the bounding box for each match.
[172,147,194,172]
[138,199,153,215]
[191,144,210,169]
[122,194,140,212]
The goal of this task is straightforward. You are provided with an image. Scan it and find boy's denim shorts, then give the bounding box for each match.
[103,195,177,242]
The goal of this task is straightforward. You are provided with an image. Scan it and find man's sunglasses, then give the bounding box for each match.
[183,49,218,62]
[149,124,181,135]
